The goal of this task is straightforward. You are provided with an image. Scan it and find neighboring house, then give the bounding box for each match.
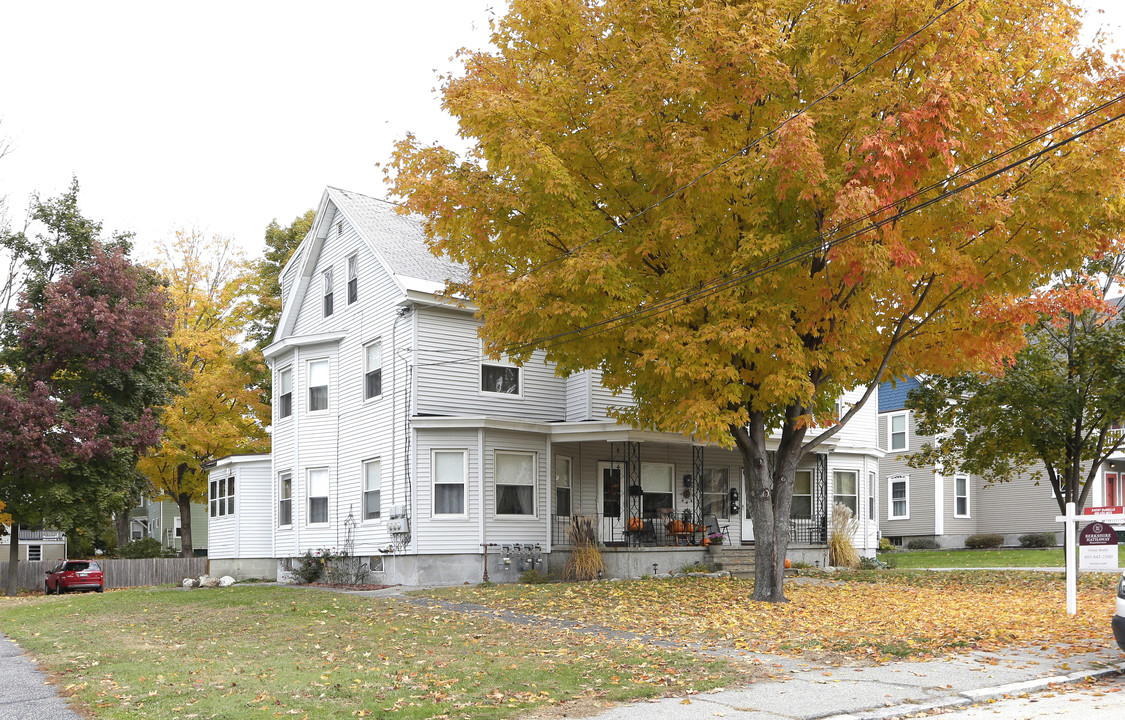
[878,378,1061,547]
[126,497,209,556]
[213,186,884,584]
[0,526,67,563]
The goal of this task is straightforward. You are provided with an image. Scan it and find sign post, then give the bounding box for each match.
[1057,502,1125,615]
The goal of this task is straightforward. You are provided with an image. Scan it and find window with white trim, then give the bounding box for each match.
[278,472,292,526]
[834,470,857,515]
[433,450,466,515]
[495,451,535,516]
[889,476,909,519]
[277,367,292,419]
[347,254,358,304]
[363,459,381,520]
[323,268,334,317]
[28,545,41,562]
[554,456,571,517]
[702,467,729,517]
[641,462,674,515]
[308,468,329,524]
[481,351,519,395]
[889,412,908,451]
[954,474,970,517]
[210,476,235,517]
[308,359,329,412]
[868,471,877,521]
[364,341,382,400]
[173,516,182,539]
[791,470,812,518]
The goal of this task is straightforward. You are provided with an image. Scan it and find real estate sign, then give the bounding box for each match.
[1079,521,1119,571]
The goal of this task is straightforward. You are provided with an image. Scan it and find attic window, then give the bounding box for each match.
[347,254,358,304]
[336,221,343,237]
[323,269,334,317]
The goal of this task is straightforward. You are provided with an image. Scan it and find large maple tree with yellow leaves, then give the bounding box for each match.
[139,231,269,557]
[391,0,1125,601]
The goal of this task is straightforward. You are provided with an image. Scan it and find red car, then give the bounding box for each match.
[45,560,104,594]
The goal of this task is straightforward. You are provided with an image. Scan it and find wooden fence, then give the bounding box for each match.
[0,557,209,591]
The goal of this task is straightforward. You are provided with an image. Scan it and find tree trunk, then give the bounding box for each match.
[114,510,130,549]
[731,410,807,603]
[178,493,194,558]
[4,526,19,597]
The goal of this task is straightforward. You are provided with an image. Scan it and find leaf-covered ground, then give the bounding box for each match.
[0,586,736,719]
[422,571,1119,661]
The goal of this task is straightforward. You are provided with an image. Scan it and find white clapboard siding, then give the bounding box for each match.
[414,307,566,420]
[291,213,362,338]
[589,370,634,420]
[565,371,592,421]
[413,428,480,554]
[481,429,551,547]
[207,468,238,557]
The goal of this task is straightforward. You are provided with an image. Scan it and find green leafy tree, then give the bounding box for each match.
[907,252,1125,515]
[391,0,1125,601]
[246,210,315,349]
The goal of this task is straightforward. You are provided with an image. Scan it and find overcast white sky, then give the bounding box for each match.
[0,1,1122,263]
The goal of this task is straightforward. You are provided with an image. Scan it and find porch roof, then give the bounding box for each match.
[408,415,843,450]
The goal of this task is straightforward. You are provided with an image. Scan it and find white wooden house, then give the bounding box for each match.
[215,186,884,584]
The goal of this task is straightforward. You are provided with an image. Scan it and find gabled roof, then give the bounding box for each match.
[274,187,468,342]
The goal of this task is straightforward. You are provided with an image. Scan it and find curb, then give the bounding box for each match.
[821,661,1125,720]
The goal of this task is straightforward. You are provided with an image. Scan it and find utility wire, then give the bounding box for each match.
[412,97,1125,368]
[523,0,972,276]
[509,108,1125,355]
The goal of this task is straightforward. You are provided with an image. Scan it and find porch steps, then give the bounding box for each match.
[707,545,756,579]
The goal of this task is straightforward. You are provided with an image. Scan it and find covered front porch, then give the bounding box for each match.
[547,437,831,554]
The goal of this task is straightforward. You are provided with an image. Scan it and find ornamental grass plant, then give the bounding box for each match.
[563,514,605,581]
[828,503,860,568]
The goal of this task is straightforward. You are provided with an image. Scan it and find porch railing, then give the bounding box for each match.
[551,512,714,547]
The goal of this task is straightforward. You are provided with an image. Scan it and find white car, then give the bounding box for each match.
[1116,571,1125,651]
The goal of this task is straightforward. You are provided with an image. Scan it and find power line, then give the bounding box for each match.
[412,96,1125,369]
[509,108,1125,355]
[523,0,972,276]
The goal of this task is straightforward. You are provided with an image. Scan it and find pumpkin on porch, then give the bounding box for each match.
[627,516,642,532]
[784,558,792,569]
[668,520,684,534]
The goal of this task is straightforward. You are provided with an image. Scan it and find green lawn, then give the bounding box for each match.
[0,586,736,719]
[880,546,1125,568]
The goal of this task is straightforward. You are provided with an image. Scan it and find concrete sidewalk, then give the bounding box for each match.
[578,644,1125,720]
[0,633,82,720]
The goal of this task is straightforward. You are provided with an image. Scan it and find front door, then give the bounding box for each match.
[597,462,624,543]
[741,468,754,542]
[1107,472,1120,507]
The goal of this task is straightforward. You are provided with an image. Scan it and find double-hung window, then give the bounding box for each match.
[277,367,292,419]
[889,413,908,451]
[495,451,535,516]
[954,474,970,517]
[791,470,813,518]
[278,472,292,526]
[308,359,329,412]
[323,269,334,317]
[554,457,571,517]
[834,471,857,515]
[433,450,466,515]
[481,351,519,395]
[869,471,877,521]
[308,468,329,524]
[364,341,382,400]
[641,462,674,515]
[702,467,729,517]
[889,476,909,519]
[363,459,381,520]
[347,255,358,305]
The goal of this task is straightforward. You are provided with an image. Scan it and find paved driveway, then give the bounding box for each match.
[0,633,82,719]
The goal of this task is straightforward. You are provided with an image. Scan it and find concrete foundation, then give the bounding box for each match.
[208,558,277,581]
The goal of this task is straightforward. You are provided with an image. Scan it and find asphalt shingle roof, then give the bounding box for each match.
[327,186,468,287]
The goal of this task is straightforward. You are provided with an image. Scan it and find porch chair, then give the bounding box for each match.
[703,514,730,543]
